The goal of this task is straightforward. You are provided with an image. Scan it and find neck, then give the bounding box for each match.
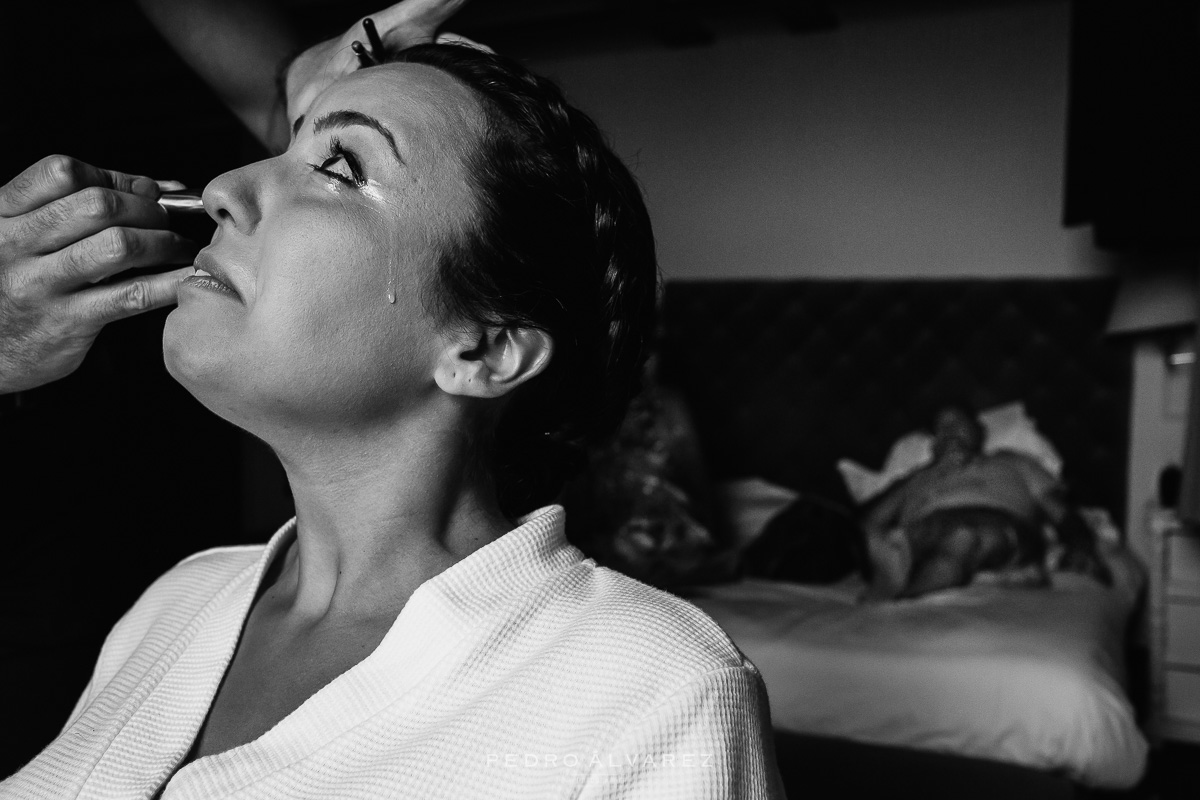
[263,416,510,623]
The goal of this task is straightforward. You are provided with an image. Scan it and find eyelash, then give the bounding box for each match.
[310,137,365,187]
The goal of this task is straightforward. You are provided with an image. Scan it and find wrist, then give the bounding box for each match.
[275,47,304,122]
[269,46,308,154]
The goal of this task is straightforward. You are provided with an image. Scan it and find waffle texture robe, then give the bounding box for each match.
[2,505,782,799]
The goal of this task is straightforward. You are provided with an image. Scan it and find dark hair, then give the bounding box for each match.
[385,44,660,518]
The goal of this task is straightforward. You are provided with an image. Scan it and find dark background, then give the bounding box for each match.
[0,0,285,774]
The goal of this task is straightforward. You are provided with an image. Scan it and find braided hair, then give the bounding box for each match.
[386,44,660,518]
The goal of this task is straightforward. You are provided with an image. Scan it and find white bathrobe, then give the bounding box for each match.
[2,506,782,799]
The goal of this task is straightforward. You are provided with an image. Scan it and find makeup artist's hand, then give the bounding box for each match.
[284,0,485,130]
[0,155,197,393]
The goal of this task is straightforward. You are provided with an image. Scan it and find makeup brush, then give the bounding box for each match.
[352,17,386,68]
[157,189,206,214]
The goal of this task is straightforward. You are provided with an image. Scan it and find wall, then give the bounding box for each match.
[530,1,1111,280]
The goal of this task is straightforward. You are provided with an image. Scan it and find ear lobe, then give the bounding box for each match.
[434,325,554,399]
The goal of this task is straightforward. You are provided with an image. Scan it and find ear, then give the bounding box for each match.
[434,325,554,399]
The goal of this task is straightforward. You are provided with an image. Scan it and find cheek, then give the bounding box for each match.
[252,216,438,371]
[257,214,383,324]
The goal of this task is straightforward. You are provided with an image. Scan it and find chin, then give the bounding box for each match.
[162,309,247,428]
[163,316,337,438]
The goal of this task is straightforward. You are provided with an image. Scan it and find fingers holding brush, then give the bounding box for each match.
[363,17,386,57]
[351,40,377,68]
[282,0,478,129]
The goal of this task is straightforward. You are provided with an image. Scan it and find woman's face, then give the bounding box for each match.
[164,63,484,431]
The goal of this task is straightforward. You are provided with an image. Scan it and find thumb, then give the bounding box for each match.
[370,0,475,47]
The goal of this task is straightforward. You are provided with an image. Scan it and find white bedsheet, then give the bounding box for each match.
[688,562,1148,788]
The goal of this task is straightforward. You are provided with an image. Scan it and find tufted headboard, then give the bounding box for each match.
[658,279,1131,523]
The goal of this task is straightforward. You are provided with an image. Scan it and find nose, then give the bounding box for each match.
[202,159,268,234]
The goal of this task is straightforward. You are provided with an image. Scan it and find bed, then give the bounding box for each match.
[690,494,1145,789]
[648,279,1147,796]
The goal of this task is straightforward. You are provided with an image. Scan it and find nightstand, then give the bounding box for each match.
[1149,504,1200,743]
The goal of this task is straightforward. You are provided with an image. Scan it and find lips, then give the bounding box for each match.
[185,251,240,299]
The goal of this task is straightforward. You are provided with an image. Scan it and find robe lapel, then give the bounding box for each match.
[68,525,294,799]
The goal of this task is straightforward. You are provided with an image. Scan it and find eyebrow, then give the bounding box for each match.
[312,110,406,165]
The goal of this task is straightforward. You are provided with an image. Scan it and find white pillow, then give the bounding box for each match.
[836,432,933,507]
[716,478,799,549]
[978,402,1063,477]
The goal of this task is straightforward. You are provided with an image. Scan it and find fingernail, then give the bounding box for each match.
[132,176,160,197]
[155,179,187,192]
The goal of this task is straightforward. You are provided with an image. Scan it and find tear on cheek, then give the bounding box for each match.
[361,179,385,202]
